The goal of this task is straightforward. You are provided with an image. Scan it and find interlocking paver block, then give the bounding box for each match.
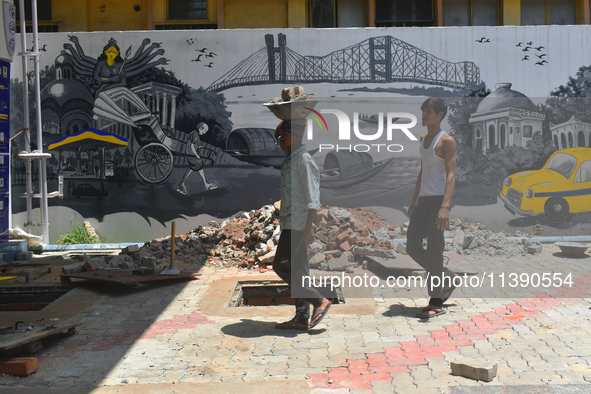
[450,358,498,382]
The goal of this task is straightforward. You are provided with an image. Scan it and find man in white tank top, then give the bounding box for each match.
[407,97,458,319]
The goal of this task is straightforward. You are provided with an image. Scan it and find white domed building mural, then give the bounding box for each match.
[41,51,94,137]
[550,115,591,149]
[469,83,544,152]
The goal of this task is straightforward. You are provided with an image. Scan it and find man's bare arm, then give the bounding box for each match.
[436,135,456,230]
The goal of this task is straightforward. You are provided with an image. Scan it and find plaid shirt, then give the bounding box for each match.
[280,145,320,231]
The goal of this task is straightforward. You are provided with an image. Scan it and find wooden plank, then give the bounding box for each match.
[0,324,80,352]
[60,269,200,286]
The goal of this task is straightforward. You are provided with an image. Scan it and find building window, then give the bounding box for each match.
[521,0,576,25]
[442,0,498,26]
[523,125,533,138]
[168,0,207,20]
[16,0,56,33]
[376,0,433,27]
[309,0,366,28]
[16,0,52,21]
[339,0,366,27]
[156,23,216,30]
[310,0,337,27]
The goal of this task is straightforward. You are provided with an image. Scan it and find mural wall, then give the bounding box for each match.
[9,26,591,243]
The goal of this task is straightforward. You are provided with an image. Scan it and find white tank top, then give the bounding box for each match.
[419,130,447,197]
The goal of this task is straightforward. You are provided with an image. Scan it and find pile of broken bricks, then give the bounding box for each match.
[60,203,546,278]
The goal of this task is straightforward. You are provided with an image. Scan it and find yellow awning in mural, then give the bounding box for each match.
[48,128,128,150]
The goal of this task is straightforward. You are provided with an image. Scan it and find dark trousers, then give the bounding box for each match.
[406,196,455,304]
[273,229,324,325]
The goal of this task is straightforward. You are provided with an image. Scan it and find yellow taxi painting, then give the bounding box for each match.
[500,148,591,222]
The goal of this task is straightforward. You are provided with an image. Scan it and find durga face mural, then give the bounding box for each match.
[65,36,169,96]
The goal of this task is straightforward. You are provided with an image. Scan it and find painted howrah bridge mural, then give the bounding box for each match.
[9,26,591,242]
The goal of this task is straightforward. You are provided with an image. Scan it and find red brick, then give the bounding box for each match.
[506,304,526,313]
[470,315,490,326]
[344,374,373,390]
[400,341,420,352]
[438,339,473,347]
[307,373,330,388]
[0,357,39,376]
[419,345,446,355]
[463,327,498,336]
[457,320,476,329]
[339,241,351,251]
[366,353,388,367]
[327,367,349,381]
[336,228,353,244]
[245,298,272,306]
[372,365,410,374]
[415,334,435,346]
[443,324,464,335]
[347,359,369,374]
[384,347,404,359]
[430,329,450,340]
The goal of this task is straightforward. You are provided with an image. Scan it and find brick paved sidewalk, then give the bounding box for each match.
[1,248,591,393]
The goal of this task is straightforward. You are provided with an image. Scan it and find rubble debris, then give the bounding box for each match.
[8,227,44,249]
[527,244,543,255]
[450,358,498,382]
[84,257,107,272]
[447,222,541,257]
[83,221,100,243]
[60,203,547,276]
[61,262,85,275]
[266,86,314,103]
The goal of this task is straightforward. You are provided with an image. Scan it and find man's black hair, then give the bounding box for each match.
[421,97,448,118]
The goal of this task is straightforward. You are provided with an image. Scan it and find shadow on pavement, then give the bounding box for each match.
[221,318,327,338]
